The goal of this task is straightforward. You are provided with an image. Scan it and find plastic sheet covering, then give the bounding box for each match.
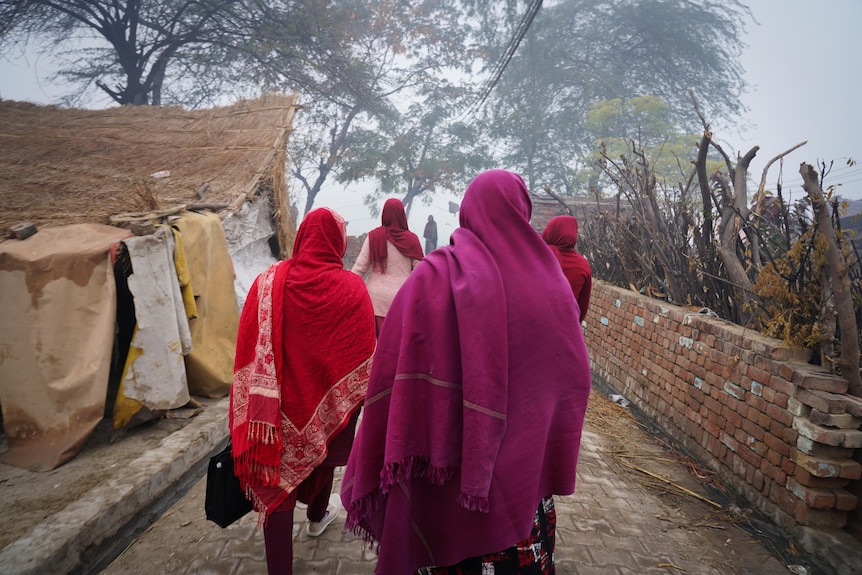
[221,196,277,310]
[0,224,130,470]
[173,210,241,398]
[114,226,192,427]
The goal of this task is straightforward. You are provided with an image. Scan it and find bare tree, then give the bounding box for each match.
[800,163,862,396]
[0,0,274,105]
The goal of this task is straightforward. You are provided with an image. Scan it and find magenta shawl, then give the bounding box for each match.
[341,170,592,573]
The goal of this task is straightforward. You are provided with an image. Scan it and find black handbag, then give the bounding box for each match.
[205,441,254,528]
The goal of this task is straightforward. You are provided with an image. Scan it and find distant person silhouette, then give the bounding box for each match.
[423,214,438,253]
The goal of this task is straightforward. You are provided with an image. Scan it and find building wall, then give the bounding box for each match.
[585,280,862,552]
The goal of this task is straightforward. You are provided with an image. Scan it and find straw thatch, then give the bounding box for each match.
[0,93,300,252]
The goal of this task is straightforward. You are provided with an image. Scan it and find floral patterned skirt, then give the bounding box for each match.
[416,496,556,575]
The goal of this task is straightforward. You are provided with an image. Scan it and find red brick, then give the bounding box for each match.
[772,485,799,514]
[792,368,849,393]
[747,364,771,387]
[765,448,782,467]
[768,376,796,396]
[777,362,796,381]
[782,427,798,446]
[747,394,767,414]
[810,409,861,430]
[765,403,794,426]
[796,388,847,413]
[741,418,764,441]
[845,395,862,418]
[787,477,836,508]
[835,490,858,511]
[794,468,851,489]
[723,408,742,429]
[795,453,862,479]
[720,431,739,453]
[763,432,790,458]
[793,418,846,446]
[794,504,847,528]
[738,444,762,468]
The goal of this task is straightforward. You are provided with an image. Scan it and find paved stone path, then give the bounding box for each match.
[99,392,810,575]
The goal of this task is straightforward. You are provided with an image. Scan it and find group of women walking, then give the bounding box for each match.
[229,169,593,574]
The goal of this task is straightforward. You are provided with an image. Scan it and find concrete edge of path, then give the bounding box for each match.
[0,397,231,575]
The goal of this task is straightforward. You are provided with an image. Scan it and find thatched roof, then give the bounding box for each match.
[0,93,300,246]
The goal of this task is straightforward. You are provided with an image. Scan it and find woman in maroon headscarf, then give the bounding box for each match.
[341,170,592,574]
[542,215,593,319]
[351,198,424,335]
[230,207,376,574]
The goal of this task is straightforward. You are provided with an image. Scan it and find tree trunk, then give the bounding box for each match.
[801,163,862,397]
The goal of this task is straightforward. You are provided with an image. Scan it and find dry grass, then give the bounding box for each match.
[585,389,722,508]
[0,94,299,238]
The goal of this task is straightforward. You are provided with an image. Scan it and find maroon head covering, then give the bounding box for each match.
[368,198,424,272]
[341,170,592,573]
[542,215,592,318]
[542,214,579,256]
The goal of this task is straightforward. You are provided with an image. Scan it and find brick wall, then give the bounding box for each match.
[585,281,862,566]
[343,233,365,271]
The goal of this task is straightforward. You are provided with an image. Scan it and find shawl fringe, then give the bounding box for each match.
[345,487,385,535]
[458,493,490,513]
[380,456,458,494]
[248,421,279,444]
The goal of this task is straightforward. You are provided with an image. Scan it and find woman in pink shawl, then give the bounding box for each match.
[341,169,592,574]
[351,198,424,335]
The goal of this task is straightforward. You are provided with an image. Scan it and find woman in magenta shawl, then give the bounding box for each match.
[341,169,592,574]
[542,215,593,319]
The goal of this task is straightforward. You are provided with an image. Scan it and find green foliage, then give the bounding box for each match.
[578,96,712,195]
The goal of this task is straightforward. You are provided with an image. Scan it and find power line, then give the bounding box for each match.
[455,0,543,127]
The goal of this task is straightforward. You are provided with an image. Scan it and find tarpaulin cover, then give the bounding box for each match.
[0,224,129,470]
[173,210,240,398]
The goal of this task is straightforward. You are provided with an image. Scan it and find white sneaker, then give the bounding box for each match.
[306,494,342,537]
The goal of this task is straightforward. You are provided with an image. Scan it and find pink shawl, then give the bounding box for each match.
[341,170,592,573]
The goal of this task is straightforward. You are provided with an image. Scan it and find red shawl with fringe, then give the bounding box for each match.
[368,198,424,272]
[341,170,592,573]
[230,208,376,520]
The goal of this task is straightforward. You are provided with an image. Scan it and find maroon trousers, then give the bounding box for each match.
[262,409,359,574]
[263,465,334,574]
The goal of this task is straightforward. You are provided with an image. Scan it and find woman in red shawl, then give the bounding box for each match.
[351,198,424,335]
[542,215,592,319]
[230,207,376,574]
[341,170,592,574]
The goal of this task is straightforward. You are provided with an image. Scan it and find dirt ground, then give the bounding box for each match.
[0,398,217,551]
